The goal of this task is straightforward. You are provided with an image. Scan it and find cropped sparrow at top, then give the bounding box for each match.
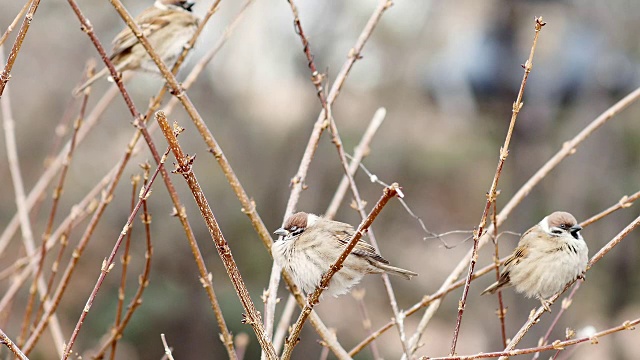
[272,212,418,297]
[74,0,199,95]
[482,211,588,311]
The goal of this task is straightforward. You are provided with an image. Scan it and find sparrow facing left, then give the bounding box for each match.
[273,212,418,297]
[74,0,199,94]
[482,211,588,311]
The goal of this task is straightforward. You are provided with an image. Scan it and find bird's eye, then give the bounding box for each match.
[551,229,563,235]
[289,226,298,231]
[559,224,567,229]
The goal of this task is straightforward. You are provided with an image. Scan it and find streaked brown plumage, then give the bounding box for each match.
[273,212,417,297]
[74,0,199,95]
[482,211,588,311]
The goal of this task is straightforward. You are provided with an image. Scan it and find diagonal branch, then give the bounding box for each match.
[280,183,402,360]
[156,112,278,359]
[0,0,41,96]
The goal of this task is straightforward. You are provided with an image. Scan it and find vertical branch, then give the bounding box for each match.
[491,202,507,348]
[109,175,139,360]
[0,0,42,96]
[280,184,402,360]
[1,45,66,356]
[268,0,392,354]
[448,17,545,356]
[19,62,93,348]
[156,112,278,359]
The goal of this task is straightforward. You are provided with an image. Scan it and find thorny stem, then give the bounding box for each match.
[491,201,507,348]
[280,184,402,360]
[91,173,155,360]
[156,112,278,359]
[19,62,93,349]
[0,0,41,96]
[2,45,65,356]
[61,147,169,360]
[109,175,139,360]
[448,16,546,357]
[0,0,32,48]
[424,318,639,360]
[0,327,28,360]
[531,283,582,360]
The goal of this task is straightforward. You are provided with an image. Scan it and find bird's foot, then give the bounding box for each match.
[540,299,552,312]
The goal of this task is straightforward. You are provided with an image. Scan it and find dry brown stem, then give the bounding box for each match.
[0,0,32,48]
[61,146,168,360]
[448,16,546,357]
[156,112,277,359]
[0,327,28,360]
[0,0,41,96]
[425,317,639,360]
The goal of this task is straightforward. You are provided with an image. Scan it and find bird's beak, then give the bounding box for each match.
[570,225,583,233]
[274,228,288,237]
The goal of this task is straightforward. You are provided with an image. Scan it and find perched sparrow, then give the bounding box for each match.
[273,212,418,297]
[482,211,588,311]
[74,0,199,94]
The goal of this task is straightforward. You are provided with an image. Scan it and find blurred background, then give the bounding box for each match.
[1,0,640,358]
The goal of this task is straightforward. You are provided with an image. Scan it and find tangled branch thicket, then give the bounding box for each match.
[1,1,639,359]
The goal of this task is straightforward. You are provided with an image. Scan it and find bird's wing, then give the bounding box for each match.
[110,9,171,58]
[332,222,388,264]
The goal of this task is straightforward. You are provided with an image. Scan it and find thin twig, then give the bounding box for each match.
[0,0,33,48]
[0,80,119,257]
[423,317,639,360]
[264,1,393,356]
[497,213,640,360]
[325,107,386,219]
[351,289,381,359]
[91,173,154,360]
[280,184,402,360]
[491,201,507,348]
[43,2,238,358]
[0,327,28,360]
[109,174,139,360]
[349,158,457,248]
[1,45,66,356]
[156,112,277,359]
[160,334,175,360]
[581,190,640,228]
[20,61,93,350]
[286,0,409,355]
[448,17,546,357]
[531,283,582,360]
[0,0,41,96]
[61,146,168,360]
[350,186,640,356]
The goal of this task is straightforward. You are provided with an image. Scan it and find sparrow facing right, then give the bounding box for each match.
[74,0,199,95]
[482,211,588,311]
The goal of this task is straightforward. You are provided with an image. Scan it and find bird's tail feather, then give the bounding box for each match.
[377,263,418,280]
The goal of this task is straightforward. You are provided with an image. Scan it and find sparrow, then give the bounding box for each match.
[74,0,199,95]
[482,211,588,311]
[273,212,418,297]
